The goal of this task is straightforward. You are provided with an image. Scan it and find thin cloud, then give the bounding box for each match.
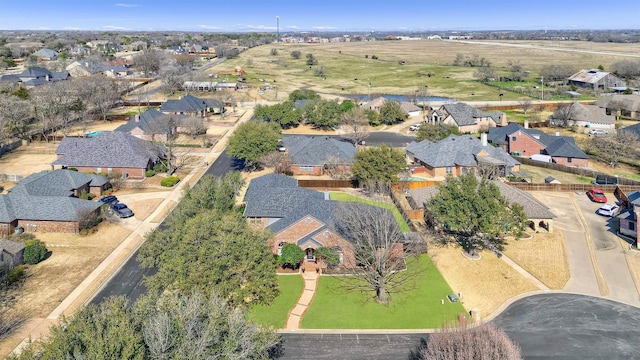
[102,25,129,30]
[199,24,222,30]
[243,24,276,30]
[312,26,338,30]
[114,3,140,7]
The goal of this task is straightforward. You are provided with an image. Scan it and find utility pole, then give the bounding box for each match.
[541,76,544,101]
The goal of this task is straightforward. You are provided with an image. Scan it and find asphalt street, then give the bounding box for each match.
[280,294,640,360]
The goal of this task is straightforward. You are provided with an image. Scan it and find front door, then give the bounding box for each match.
[305,248,315,261]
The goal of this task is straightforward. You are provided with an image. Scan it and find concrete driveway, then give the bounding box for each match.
[532,191,640,307]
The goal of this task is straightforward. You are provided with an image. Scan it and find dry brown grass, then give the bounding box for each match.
[0,143,58,177]
[503,231,570,289]
[428,243,538,318]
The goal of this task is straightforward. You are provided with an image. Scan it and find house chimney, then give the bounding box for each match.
[555,131,560,137]
[481,133,487,147]
[135,114,140,122]
[45,74,50,81]
[524,120,529,129]
[324,190,330,200]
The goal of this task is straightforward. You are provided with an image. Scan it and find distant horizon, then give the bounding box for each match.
[0,0,638,33]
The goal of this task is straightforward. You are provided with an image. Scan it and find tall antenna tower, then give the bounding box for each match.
[276,16,280,43]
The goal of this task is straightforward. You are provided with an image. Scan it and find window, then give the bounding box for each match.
[630,222,636,231]
[567,157,573,163]
[277,242,286,256]
[248,217,262,225]
[446,167,453,175]
[300,166,314,172]
[512,136,517,141]
[461,167,467,175]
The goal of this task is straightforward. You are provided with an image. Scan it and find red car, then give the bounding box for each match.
[587,188,607,203]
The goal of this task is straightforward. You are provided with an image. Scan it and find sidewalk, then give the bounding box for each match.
[8,108,254,356]
[285,262,319,330]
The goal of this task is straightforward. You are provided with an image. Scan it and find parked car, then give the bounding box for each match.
[587,188,608,203]
[588,129,608,136]
[597,204,619,217]
[98,195,118,204]
[409,124,421,131]
[110,202,134,218]
[447,293,459,303]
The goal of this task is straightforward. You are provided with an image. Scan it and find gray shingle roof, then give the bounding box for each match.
[0,170,103,223]
[0,238,25,256]
[554,102,615,125]
[408,134,520,168]
[543,137,588,159]
[408,181,555,219]
[53,131,165,169]
[160,95,220,113]
[441,103,503,127]
[487,123,587,159]
[281,135,356,166]
[115,109,198,135]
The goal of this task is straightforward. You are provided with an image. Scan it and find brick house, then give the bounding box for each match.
[406,134,520,179]
[0,170,107,236]
[426,102,507,133]
[280,135,356,176]
[487,123,589,168]
[409,180,555,232]
[115,109,205,142]
[52,131,166,179]
[616,190,640,243]
[242,173,403,268]
[160,94,224,117]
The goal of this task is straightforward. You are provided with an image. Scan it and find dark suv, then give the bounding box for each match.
[98,195,118,204]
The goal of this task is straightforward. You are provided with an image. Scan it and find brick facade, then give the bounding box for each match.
[17,219,79,233]
[551,157,588,168]
[507,130,545,157]
[64,166,146,179]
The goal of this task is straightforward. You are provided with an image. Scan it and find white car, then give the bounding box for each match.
[409,124,421,131]
[588,129,608,136]
[597,204,619,217]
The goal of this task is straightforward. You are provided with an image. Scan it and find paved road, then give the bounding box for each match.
[91,150,238,305]
[280,294,640,360]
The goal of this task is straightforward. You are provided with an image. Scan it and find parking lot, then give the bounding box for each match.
[531,191,640,307]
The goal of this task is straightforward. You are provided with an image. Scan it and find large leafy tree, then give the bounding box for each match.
[351,145,406,192]
[428,174,527,256]
[288,88,320,102]
[416,123,461,142]
[379,100,407,125]
[306,100,341,129]
[253,100,301,128]
[227,121,282,169]
[138,173,278,306]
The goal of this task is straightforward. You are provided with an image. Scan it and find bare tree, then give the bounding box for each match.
[417,323,522,360]
[134,49,162,77]
[518,98,533,115]
[259,151,291,174]
[84,76,122,122]
[474,66,496,83]
[0,96,31,141]
[335,204,423,304]
[30,86,62,142]
[183,117,206,139]
[340,107,370,146]
[550,103,576,128]
[586,131,640,167]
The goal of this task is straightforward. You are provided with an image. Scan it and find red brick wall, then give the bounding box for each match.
[0,221,17,237]
[290,165,323,176]
[508,131,545,157]
[552,157,588,168]
[62,166,146,179]
[17,220,79,233]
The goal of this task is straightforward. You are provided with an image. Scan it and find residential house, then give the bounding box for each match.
[549,102,616,131]
[400,102,422,117]
[160,94,223,116]
[425,102,507,133]
[0,170,107,235]
[487,123,589,167]
[66,60,132,78]
[406,134,520,178]
[567,69,626,90]
[616,190,640,243]
[0,238,25,275]
[596,94,640,119]
[243,173,404,268]
[408,180,555,232]
[52,131,166,179]
[280,135,356,176]
[115,109,205,141]
[0,67,69,88]
[32,48,59,60]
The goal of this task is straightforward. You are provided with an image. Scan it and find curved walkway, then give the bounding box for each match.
[285,262,319,330]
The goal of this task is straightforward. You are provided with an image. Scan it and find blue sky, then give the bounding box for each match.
[0,0,638,32]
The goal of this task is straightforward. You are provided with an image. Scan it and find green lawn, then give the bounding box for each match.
[247,275,304,328]
[301,256,466,329]
[329,191,410,232]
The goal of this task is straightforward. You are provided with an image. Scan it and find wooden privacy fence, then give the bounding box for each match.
[515,156,640,186]
[393,180,441,190]
[298,179,358,189]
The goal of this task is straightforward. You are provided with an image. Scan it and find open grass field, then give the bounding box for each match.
[329,191,410,232]
[210,40,640,102]
[301,256,465,329]
[247,275,304,329]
